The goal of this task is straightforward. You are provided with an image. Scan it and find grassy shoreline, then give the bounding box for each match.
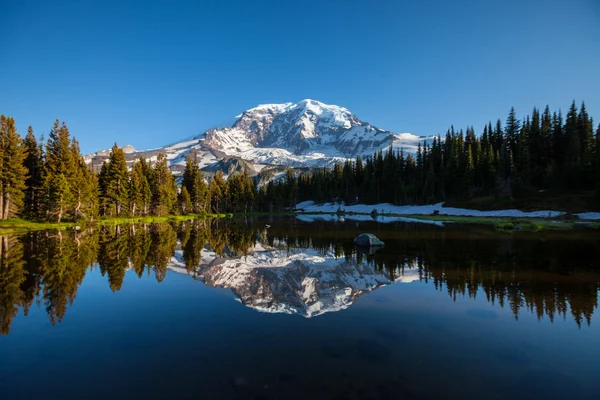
[0,213,231,234]
[1,210,598,234]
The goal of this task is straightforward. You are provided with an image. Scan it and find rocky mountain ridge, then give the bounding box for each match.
[85,99,434,179]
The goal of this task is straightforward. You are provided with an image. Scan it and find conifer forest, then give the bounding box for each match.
[1,101,599,222]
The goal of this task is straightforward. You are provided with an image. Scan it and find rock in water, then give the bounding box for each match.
[353,233,385,247]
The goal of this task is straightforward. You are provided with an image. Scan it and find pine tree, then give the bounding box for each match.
[128,160,151,216]
[71,139,98,221]
[208,175,223,213]
[242,171,255,212]
[45,173,73,222]
[178,186,192,214]
[99,144,130,217]
[44,120,75,222]
[578,102,595,186]
[208,171,226,213]
[151,153,177,216]
[505,107,521,157]
[182,150,207,213]
[23,127,44,219]
[0,116,28,219]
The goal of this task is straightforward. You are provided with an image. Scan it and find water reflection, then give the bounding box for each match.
[1,218,599,334]
[169,243,417,317]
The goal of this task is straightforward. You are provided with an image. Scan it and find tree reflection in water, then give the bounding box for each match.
[0,218,599,334]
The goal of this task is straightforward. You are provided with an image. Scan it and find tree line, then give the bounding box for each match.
[0,116,256,221]
[273,101,600,209]
[2,101,599,221]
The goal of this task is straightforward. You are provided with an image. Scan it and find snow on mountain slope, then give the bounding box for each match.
[166,242,421,317]
[205,99,396,157]
[85,99,435,176]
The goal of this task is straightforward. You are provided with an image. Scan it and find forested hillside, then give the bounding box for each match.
[1,101,599,222]
[288,102,600,210]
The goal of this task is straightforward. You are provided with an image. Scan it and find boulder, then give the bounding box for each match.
[353,233,385,247]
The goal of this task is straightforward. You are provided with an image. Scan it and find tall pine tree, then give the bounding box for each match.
[99,144,130,217]
[23,127,45,219]
[0,116,28,219]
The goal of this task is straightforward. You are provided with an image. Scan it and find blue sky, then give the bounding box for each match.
[1,0,599,154]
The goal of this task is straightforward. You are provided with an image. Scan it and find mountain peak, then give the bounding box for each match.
[297,98,347,110]
[85,100,435,179]
[242,99,350,118]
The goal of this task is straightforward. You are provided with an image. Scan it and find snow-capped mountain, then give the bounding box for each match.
[167,242,421,318]
[85,99,435,177]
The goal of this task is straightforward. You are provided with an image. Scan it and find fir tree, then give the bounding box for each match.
[151,153,177,216]
[44,120,75,222]
[178,186,192,214]
[23,127,44,219]
[0,116,28,219]
[99,144,130,217]
[182,150,207,213]
[208,171,225,213]
[70,138,98,221]
[505,107,520,157]
[128,160,151,216]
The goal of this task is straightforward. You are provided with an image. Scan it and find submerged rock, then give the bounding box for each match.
[353,233,385,247]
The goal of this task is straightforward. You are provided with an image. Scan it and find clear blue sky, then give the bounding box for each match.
[2,0,599,154]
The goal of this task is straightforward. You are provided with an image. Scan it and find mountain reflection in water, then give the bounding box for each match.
[168,244,419,317]
[1,217,599,335]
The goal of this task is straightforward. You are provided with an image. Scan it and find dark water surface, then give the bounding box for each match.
[1,216,599,399]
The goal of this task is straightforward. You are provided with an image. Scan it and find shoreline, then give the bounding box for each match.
[1,204,599,234]
[296,211,600,231]
[0,213,231,235]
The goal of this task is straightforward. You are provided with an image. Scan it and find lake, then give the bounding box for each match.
[1,216,599,399]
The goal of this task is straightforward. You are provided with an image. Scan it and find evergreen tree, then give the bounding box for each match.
[505,107,521,157]
[182,150,207,213]
[128,160,151,216]
[0,116,28,219]
[565,101,580,168]
[208,171,226,213]
[70,138,98,221]
[23,127,44,219]
[44,120,75,222]
[99,144,129,217]
[178,186,192,214]
[151,153,177,216]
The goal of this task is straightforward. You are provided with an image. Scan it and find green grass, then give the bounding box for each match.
[96,212,239,226]
[0,211,306,235]
[0,218,78,234]
[0,213,234,234]
[2,208,598,235]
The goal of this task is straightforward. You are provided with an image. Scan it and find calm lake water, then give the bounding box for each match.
[1,216,599,399]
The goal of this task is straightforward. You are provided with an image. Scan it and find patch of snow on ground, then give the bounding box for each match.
[295,213,444,226]
[165,140,199,151]
[576,212,600,220]
[296,201,564,218]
